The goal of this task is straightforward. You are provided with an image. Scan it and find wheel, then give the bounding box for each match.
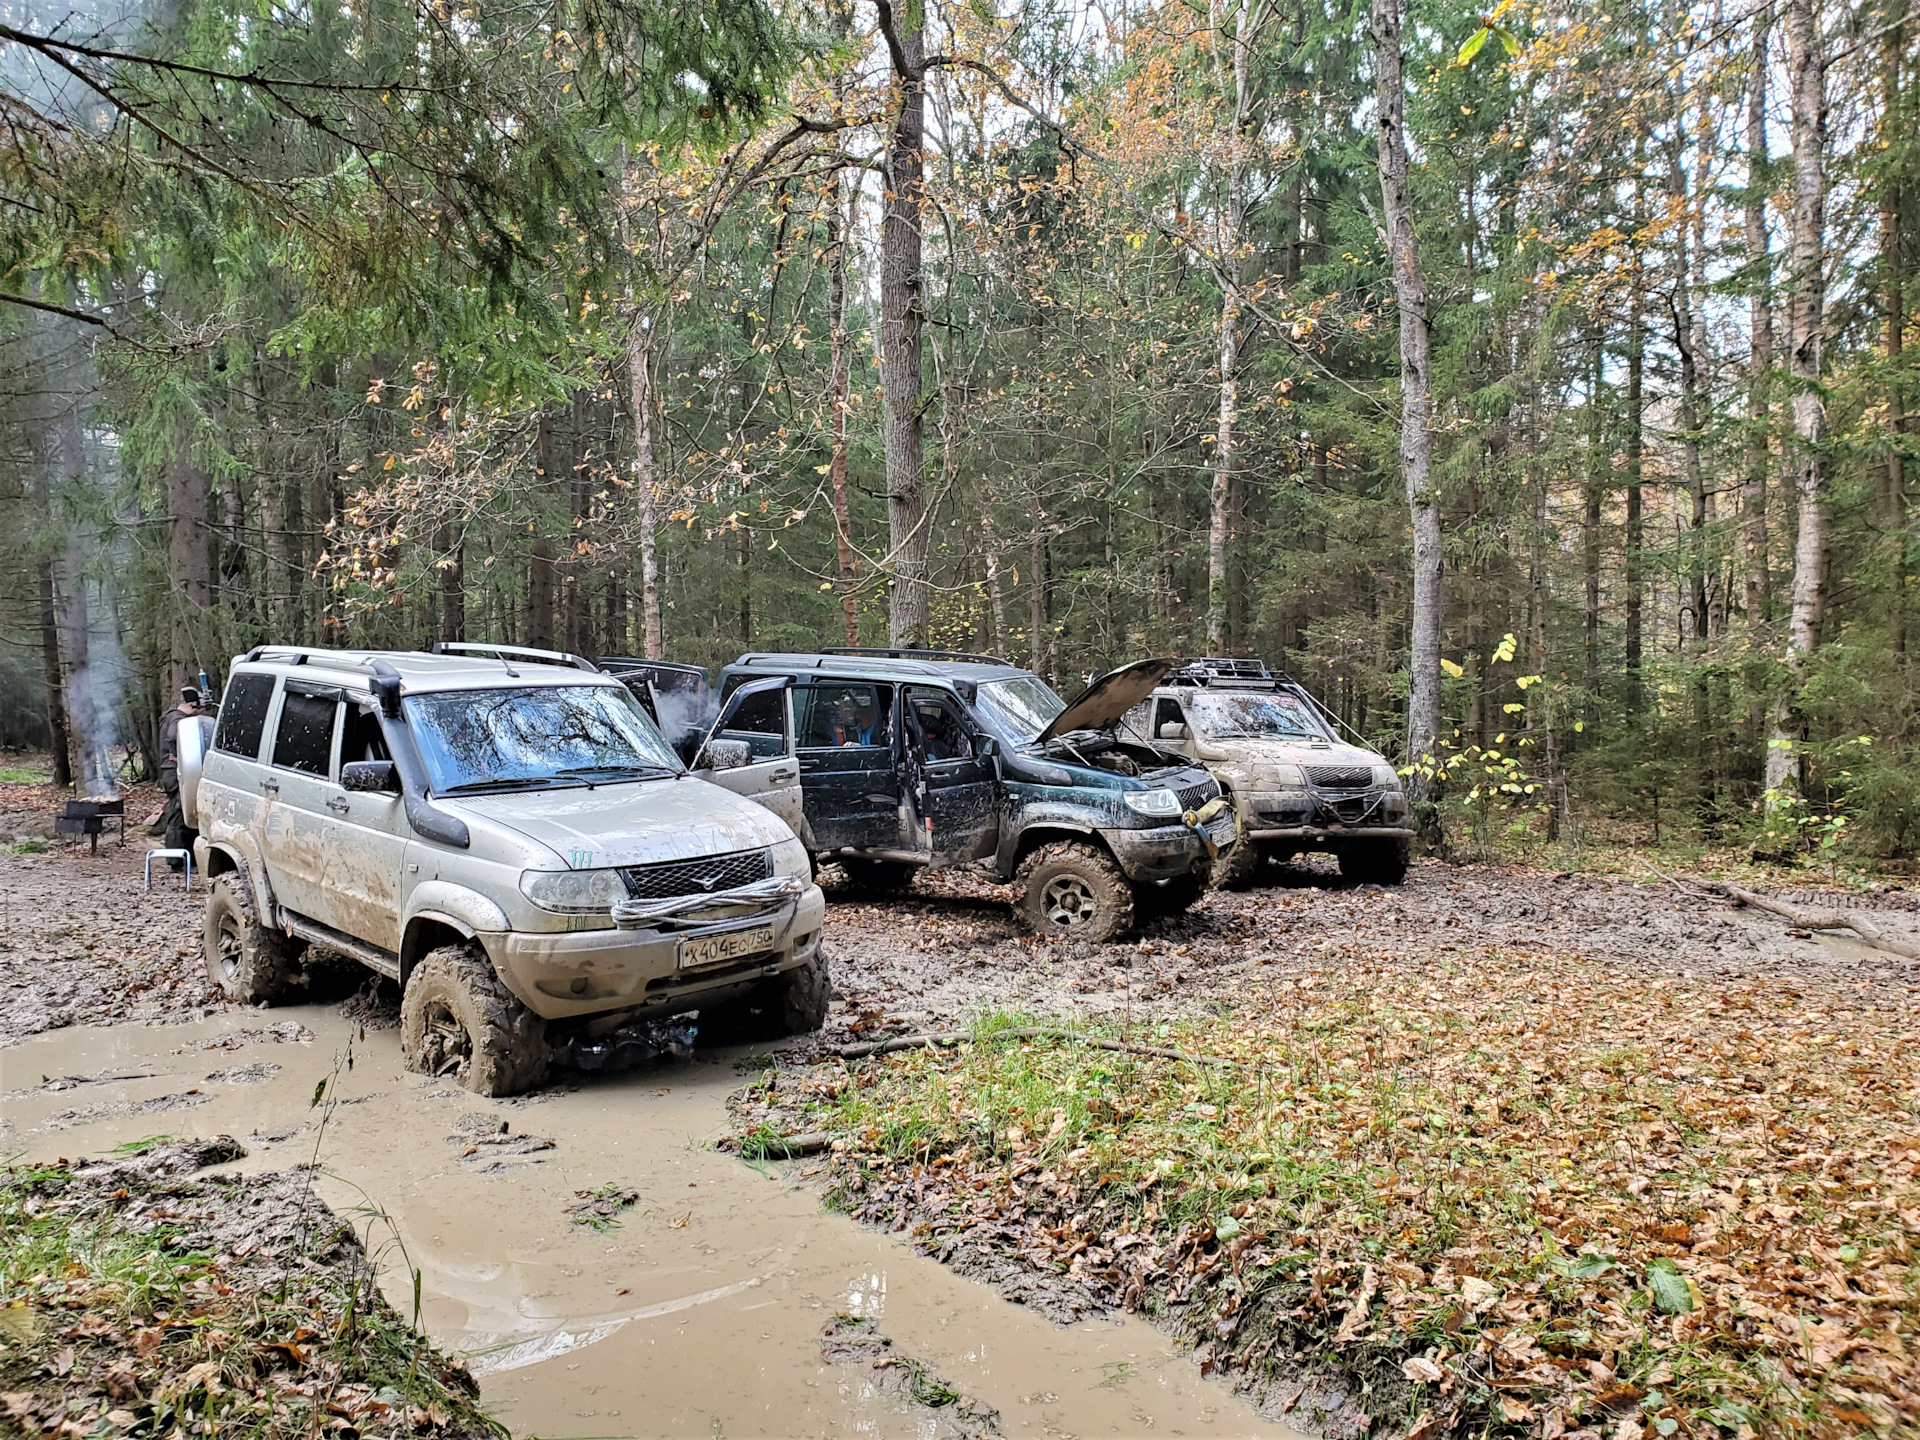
[1136,873,1204,918]
[699,949,833,1043]
[1338,837,1410,885]
[839,858,918,895]
[1211,834,1263,890]
[400,944,551,1097]
[202,872,306,1004]
[1014,841,1134,942]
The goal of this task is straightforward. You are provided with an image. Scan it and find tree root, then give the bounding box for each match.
[1644,861,1919,961]
[835,1026,1229,1067]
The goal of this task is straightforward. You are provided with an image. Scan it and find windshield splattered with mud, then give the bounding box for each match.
[407,686,683,793]
[971,676,1067,741]
[1188,691,1327,741]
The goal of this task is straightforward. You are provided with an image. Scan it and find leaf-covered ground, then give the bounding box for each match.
[0,1139,500,1439]
[742,943,1920,1439]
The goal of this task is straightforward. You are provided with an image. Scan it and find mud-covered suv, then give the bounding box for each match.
[182,645,827,1095]
[1120,658,1413,887]
[709,650,1231,941]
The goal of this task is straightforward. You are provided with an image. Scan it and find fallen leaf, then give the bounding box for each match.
[1401,1356,1444,1384]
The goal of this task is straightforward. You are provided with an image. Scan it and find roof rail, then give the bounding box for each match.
[430,642,600,673]
[819,646,1014,667]
[239,645,381,676]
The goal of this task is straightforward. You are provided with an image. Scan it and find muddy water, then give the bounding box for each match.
[1,1012,1304,1440]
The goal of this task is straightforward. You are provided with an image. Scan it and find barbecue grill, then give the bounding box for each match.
[55,797,125,853]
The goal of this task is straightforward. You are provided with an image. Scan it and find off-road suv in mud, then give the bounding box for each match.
[707,650,1232,942]
[180,645,827,1096]
[1119,659,1413,888]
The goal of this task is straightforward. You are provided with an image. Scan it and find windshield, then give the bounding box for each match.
[407,685,683,793]
[1188,691,1329,741]
[971,675,1067,742]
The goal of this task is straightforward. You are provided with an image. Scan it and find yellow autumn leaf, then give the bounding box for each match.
[1441,659,1465,678]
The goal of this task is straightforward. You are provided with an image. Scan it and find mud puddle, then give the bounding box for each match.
[0,1011,1304,1439]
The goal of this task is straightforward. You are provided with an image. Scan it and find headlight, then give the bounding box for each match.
[1123,787,1182,818]
[771,837,811,878]
[1372,764,1400,789]
[1265,763,1306,790]
[520,867,628,914]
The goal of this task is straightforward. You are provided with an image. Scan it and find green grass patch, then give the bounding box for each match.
[779,960,1919,1437]
[0,1152,503,1437]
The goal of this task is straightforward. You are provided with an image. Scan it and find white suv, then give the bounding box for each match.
[183,645,827,1095]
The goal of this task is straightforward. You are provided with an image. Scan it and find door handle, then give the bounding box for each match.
[863,794,895,806]
[773,766,797,781]
[261,778,280,794]
[326,796,350,815]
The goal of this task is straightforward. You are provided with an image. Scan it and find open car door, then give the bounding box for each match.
[691,676,808,842]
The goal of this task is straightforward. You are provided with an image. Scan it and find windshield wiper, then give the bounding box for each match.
[556,763,678,780]
[441,775,580,794]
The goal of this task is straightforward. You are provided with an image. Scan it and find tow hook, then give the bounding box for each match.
[1181,796,1232,859]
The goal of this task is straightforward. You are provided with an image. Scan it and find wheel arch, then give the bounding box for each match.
[400,912,478,988]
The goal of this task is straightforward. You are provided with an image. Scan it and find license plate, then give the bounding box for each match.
[1208,814,1238,844]
[678,924,776,971]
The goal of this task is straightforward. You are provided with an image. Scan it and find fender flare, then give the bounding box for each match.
[401,883,512,984]
[198,836,276,913]
[994,816,1100,879]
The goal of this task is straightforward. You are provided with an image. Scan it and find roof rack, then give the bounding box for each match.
[818,646,1014,667]
[1166,657,1278,687]
[430,642,600,673]
[595,656,708,679]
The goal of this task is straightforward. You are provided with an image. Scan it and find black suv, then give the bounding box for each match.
[706,649,1230,941]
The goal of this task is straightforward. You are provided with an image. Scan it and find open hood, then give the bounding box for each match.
[1035,658,1174,743]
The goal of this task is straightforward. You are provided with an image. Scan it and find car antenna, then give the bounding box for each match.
[500,654,519,678]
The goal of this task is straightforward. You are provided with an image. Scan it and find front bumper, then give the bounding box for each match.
[1236,787,1408,842]
[1104,811,1237,882]
[481,882,827,1021]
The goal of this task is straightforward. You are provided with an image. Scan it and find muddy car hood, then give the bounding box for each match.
[1202,737,1388,772]
[1035,658,1175,743]
[448,776,795,869]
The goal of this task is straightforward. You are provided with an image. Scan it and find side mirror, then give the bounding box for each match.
[341,760,401,794]
[700,738,753,772]
[1158,722,1188,740]
[976,735,998,758]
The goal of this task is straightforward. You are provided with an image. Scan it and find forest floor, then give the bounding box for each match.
[5,768,1920,1437]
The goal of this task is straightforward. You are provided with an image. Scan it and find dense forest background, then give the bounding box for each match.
[1,0,1914,862]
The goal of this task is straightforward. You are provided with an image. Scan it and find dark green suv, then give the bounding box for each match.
[708,650,1230,941]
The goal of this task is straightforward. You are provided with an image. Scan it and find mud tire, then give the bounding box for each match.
[202,871,306,1004]
[700,949,833,1043]
[400,944,550,1097]
[1338,837,1410,886]
[838,858,918,895]
[1211,832,1263,890]
[1136,873,1204,918]
[1014,841,1134,942]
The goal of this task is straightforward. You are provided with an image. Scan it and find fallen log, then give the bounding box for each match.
[835,1026,1229,1067]
[1643,860,1919,961]
[1700,879,1920,960]
[744,1131,832,1158]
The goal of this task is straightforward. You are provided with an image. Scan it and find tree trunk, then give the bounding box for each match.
[530,408,559,650]
[1743,16,1774,635]
[825,167,861,647]
[1625,257,1646,715]
[37,550,72,789]
[437,524,465,643]
[166,415,211,696]
[1582,333,1603,697]
[1371,0,1443,792]
[627,325,664,659]
[1206,0,1255,654]
[1881,4,1909,551]
[876,0,930,646]
[1767,0,1830,802]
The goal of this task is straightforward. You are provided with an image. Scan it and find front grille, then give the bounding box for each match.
[1325,796,1377,822]
[1177,779,1220,812]
[622,849,772,900]
[1305,765,1373,790]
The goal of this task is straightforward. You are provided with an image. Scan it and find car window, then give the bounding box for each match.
[1152,698,1188,736]
[797,684,891,749]
[272,688,340,776]
[1187,691,1327,740]
[405,684,683,792]
[969,675,1066,741]
[906,688,973,761]
[341,704,390,765]
[719,688,788,759]
[1119,701,1153,741]
[214,673,276,758]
